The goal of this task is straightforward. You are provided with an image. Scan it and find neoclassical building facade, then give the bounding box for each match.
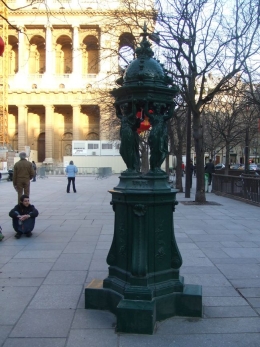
[6,0,152,163]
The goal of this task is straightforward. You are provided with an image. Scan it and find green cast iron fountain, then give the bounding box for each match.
[85,25,202,334]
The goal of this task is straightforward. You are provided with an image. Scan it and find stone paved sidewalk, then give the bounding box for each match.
[0,175,260,347]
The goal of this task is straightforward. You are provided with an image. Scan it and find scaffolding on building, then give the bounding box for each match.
[0,2,8,148]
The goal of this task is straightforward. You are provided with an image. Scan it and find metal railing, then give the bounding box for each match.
[38,166,113,178]
[212,174,260,205]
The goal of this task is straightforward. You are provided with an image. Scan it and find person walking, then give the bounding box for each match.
[13,152,35,203]
[31,161,37,182]
[65,160,78,193]
[205,159,215,185]
[9,194,39,239]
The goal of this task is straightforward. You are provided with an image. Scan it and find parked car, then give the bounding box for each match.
[249,164,257,170]
[230,163,241,169]
[215,163,225,170]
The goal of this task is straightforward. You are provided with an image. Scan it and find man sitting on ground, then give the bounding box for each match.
[9,194,39,239]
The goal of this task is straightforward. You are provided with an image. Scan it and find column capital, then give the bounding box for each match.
[44,24,53,30]
[72,104,81,109]
[44,105,54,111]
[18,26,25,33]
[17,105,28,110]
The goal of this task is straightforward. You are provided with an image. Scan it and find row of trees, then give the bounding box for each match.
[203,83,259,175]
[169,79,260,194]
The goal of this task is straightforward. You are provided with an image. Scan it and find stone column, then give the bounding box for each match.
[44,105,54,163]
[17,105,28,151]
[45,24,53,75]
[72,25,80,75]
[72,104,81,140]
[18,27,25,74]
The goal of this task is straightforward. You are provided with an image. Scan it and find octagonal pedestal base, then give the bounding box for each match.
[85,279,202,335]
[85,175,202,334]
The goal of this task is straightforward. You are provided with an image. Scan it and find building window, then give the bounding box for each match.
[83,35,99,74]
[102,143,113,149]
[88,143,99,149]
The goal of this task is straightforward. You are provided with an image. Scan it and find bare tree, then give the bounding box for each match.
[153,0,260,202]
[203,85,245,173]
[204,81,260,173]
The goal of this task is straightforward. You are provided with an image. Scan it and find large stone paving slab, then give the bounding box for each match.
[156,317,260,334]
[52,253,92,271]
[3,338,66,347]
[66,329,117,347]
[0,326,13,346]
[43,270,87,285]
[10,309,75,338]
[28,284,83,309]
[204,306,258,318]
[0,286,39,325]
[119,333,260,347]
[71,309,116,329]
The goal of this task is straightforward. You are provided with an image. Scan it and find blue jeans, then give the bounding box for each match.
[67,177,76,192]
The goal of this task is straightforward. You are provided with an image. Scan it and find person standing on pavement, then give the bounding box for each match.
[13,152,35,203]
[31,161,37,182]
[9,194,39,239]
[205,159,215,185]
[65,160,78,193]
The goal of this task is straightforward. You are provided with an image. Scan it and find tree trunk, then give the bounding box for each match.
[175,152,183,192]
[224,142,230,175]
[193,114,206,202]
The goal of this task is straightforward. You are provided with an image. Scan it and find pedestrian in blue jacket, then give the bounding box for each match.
[65,160,78,193]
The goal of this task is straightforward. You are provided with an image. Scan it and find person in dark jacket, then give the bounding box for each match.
[65,160,78,193]
[9,194,39,239]
[205,159,215,185]
[13,152,35,203]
